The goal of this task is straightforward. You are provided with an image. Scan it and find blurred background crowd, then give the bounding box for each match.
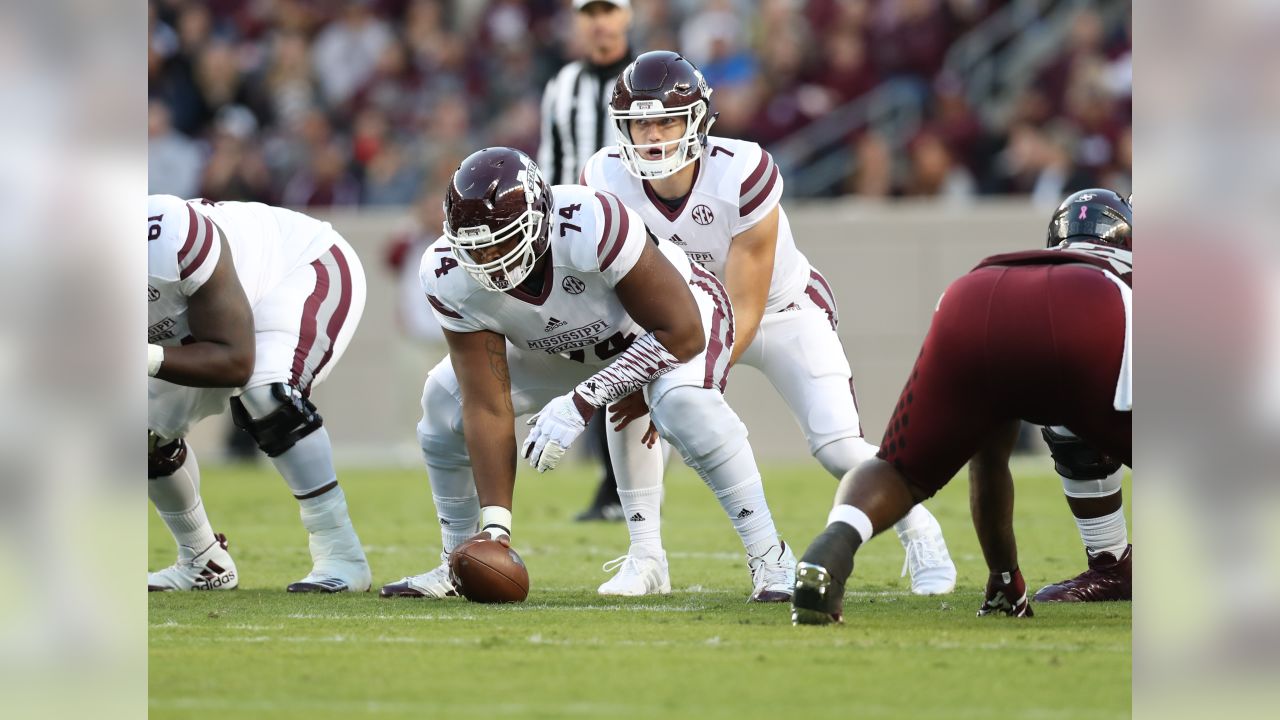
[148,0,1131,209]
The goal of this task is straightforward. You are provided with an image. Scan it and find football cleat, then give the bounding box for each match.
[379,553,459,599]
[792,562,844,625]
[598,548,671,596]
[898,514,957,596]
[287,524,371,593]
[1034,544,1132,602]
[148,533,238,592]
[574,502,625,522]
[977,569,1034,617]
[748,541,796,603]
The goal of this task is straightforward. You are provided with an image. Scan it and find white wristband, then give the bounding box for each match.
[480,505,512,537]
[147,344,165,377]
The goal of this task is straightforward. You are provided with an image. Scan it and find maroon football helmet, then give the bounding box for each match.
[1047,188,1132,251]
[443,147,551,291]
[609,50,716,179]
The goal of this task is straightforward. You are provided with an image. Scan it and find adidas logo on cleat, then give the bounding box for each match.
[736,508,754,519]
[629,512,646,522]
[196,566,235,590]
[544,316,566,332]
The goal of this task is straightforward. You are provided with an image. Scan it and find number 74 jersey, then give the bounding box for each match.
[419,184,692,366]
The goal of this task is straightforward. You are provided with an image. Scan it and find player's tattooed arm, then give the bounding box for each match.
[155,228,256,388]
[446,328,517,506]
[724,205,779,366]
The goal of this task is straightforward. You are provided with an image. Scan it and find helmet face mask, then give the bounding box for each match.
[610,51,717,181]
[1047,188,1133,251]
[443,148,550,292]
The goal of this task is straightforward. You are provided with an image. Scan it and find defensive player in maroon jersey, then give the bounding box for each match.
[791,189,1133,624]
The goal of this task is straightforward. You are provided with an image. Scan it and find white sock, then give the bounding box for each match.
[298,484,351,534]
[827,504,873,544]
[270,428,338,498]
[433,493,480,555]
[715,476,779,558]
[893,503,938,544]
[1077,507,1129,558]
[149,444,215,559]
[618,486,663,551]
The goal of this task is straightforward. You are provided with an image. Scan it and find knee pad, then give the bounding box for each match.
[417,375,469,467]
[813,436,879,479]
[148,436,187,479]
[650,387,747,473]
[1041,425,1122,481]
[230,383,323,457]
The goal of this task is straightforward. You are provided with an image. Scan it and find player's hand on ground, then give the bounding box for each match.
[464,529,512,547]
[524,392,593,472]
[976,569,1035,617]
[608,391,650,431]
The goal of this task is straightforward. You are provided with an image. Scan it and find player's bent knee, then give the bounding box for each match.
[417,376,468,465]
[649,386,747,471]
[230,383,323,458]
[813,436,879,479]
[148,437,188,479]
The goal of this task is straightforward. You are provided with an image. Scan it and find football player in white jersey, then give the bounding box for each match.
[581,51,956,594]
[379,147,796,601]
[147,195,371,593]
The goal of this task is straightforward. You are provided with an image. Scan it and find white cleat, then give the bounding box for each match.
[898,508,957,596]
[748,540,796,603]
[148,533,238,592]
[598,548,671,596]
[379,553,459,599]
[288,525,372,593]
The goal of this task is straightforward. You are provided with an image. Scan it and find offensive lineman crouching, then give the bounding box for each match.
[147,195,371,592]
[380,147,796,601]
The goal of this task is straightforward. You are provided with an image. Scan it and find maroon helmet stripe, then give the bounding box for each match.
[302,244,355,394]
[600,193,630,271]
[426,293,463,319]
[179,216,216,280]
[290,258,329,387]
[740,164,780,218]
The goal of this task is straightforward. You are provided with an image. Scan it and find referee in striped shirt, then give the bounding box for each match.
[538,0,635,186]
[539,0,634,520]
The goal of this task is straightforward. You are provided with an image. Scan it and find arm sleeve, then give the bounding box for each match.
[176,202,222,296]
[592,191,647,285]
[735,147,784,234]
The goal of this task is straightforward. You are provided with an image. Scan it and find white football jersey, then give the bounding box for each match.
[420,184,691,368]
[147,194,336,347]
[582,135,810,313]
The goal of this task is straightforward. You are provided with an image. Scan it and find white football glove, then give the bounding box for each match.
[523,392,593,473]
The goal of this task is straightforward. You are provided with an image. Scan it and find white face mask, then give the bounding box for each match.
[444,208,545,292]
[611,99,714,180]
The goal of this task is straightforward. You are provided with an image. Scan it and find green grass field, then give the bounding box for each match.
[149,458,1131,719]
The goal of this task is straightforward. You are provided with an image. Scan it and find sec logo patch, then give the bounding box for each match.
[692,204,714,225]
[562,276,586,294]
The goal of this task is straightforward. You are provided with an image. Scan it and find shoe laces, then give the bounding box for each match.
[749,546,791,589]
[901,532,945,578]
[602,555,645,577]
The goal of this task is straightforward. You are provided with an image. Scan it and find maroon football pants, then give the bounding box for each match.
[878,264,1131,500]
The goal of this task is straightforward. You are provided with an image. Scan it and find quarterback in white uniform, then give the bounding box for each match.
[582,51,956,594]
[147,195,371,593]
[380,147,796,601]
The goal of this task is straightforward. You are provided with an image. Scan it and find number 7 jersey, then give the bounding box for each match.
[419,184,693,367]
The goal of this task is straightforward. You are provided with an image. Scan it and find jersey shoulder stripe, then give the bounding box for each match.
[178,204,216,280]
[740,149,780,217]
[595,190,630,271]
[426,293,464,319]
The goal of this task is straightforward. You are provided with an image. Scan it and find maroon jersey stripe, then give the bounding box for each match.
[806,269,838,330]
[739,151,770,197]
[426,293,463,319]
[740,164,779,218]
[594,191,615,257]
[291,258,330,387]
[177,203,199,259]
[303,245,355,395]
[600,194,630,271]
[179,216,215,280]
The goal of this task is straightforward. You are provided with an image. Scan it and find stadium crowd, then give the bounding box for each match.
[148,0,1130,206]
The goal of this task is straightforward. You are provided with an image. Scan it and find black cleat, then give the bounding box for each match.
[791,523,860,625]
[286,577,353,593]
[574,503,625,522]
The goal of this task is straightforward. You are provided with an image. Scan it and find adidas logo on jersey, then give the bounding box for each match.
[629,512,646,522]
[736,508,754,519]
[668,233,687,246]
[544,316,567,332]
